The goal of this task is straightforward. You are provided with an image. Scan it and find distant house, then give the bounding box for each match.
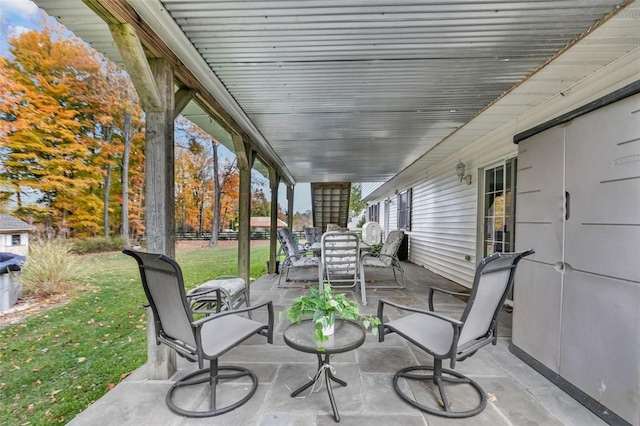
[0,214,32,256]
[250,217,287,229]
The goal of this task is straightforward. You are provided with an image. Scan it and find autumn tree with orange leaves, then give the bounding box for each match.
[174,117,243,245]
[0,26,106,236]
[0,24,146,239]
[0,24,262,242]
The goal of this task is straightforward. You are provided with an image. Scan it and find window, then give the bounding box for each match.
[482,158,517,256]
[11,234,21,246]
[368,203,379,222]
[397,189,412,231]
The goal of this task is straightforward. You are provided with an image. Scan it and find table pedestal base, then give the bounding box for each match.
[290,353,346,422]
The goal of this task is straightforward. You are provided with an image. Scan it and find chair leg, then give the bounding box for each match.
[166,359,258,418]
[244,292,252,319]
[392,359,487,418]
[360,263,367,306]
[396,266,406,288]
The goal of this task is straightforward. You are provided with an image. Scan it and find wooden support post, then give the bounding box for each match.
[268,169,280,274]
[144,58,176,379]
[233,134,254,299]
[287,185,295,229]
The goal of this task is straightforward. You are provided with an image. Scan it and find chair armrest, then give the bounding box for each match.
[378,253,401,264]
[378,298,463,328]
[428,287,470,311]
[281,253,318,266]
[361,252,399,264]
[193,300,273,326]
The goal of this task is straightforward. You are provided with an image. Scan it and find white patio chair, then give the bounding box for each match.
[277,227,319,287]
[320,231,365,304]
[360,230,406,291]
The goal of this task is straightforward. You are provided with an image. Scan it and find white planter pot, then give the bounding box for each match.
[322,323,334,336]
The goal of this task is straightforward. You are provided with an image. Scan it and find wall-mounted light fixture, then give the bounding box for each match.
[455,160,472,185]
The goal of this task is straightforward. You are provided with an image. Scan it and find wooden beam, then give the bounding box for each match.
[287,185,295,229]
[174,87,195,119]
[268,169,280,274]
[107,23,163,112]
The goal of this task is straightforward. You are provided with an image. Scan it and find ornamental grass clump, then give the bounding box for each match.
[20,239,90,298]
[284,284,380,342]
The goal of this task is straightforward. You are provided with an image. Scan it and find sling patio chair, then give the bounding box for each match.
[277,227,319,287]
[303,226,322,248]
[124,249,274,418]
[186,275,249,317]
[377,249,534,418]
[360,229,406,291]
[320,231,365,303]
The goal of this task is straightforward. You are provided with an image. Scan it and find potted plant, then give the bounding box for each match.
[283,284,381,342]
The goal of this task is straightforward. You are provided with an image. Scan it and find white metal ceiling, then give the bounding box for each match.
[32,0,638,185]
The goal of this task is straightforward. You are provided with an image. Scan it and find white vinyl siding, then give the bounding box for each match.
[410,175,477,285]
[410,133,519,289]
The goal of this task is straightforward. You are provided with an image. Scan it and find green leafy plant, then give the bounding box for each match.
[368,243,383,255]
[284,284,381,342]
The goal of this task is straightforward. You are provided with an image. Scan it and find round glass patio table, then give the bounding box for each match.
[283,319,365,422]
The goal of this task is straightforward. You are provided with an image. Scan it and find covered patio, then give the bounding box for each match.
[68,263,604,425]
[28,1,640,423]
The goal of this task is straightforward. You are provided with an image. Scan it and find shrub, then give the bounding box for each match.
[70,236,125,254]
[20,239,90,298]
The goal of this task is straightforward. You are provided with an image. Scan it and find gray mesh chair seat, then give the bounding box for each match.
[360,230,406,292]
[377,249,533,418]
[277,227,319,287]
[187,276,248,315]
[124,250,274,418]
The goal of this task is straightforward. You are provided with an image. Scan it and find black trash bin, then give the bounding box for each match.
[397,234,409,261]
[267,260,280,274]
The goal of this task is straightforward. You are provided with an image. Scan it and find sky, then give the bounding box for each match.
[0,0,312,213]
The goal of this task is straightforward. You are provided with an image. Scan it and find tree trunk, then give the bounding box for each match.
[121,109,132,247]
[210,140,221,246]
[103,164,111,237]
[102,126,114,238]
[198,199,204,236]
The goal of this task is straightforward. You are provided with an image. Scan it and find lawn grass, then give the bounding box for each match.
[0,244,270,425]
